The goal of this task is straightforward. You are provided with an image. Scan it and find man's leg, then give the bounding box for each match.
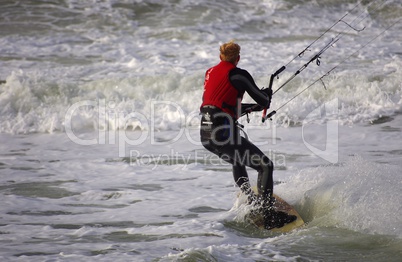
[219,136,274,202]
[219,137,297,229]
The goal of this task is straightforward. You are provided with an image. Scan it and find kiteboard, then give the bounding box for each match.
[243,190,305,233]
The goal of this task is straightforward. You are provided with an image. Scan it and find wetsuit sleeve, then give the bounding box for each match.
[229,68,271,108]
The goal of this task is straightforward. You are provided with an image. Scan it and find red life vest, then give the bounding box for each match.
[201,61,244,117]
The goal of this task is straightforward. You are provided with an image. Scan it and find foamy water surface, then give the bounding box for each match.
[1,0,402,261]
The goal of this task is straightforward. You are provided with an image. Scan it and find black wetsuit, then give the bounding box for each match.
[200,67,273,203]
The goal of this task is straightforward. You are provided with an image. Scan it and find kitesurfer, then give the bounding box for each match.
[200,41,296,229]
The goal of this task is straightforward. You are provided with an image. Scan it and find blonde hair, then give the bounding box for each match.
[219,41,240,64]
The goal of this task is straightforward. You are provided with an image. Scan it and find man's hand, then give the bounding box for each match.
[262,87,273,99]
[262,87,273,108]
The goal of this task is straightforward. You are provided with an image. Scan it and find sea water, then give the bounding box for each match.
[0,0,401,261]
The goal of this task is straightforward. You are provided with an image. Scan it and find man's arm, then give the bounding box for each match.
[229,68,271,108]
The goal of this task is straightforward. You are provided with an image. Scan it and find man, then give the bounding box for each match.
[200,41,296,229]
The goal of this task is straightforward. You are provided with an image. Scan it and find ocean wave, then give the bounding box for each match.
[1,58,401,134]
[0,0,401,134]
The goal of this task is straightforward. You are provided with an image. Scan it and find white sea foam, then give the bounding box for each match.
[276,155,402,236]
[0,0,401,134]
